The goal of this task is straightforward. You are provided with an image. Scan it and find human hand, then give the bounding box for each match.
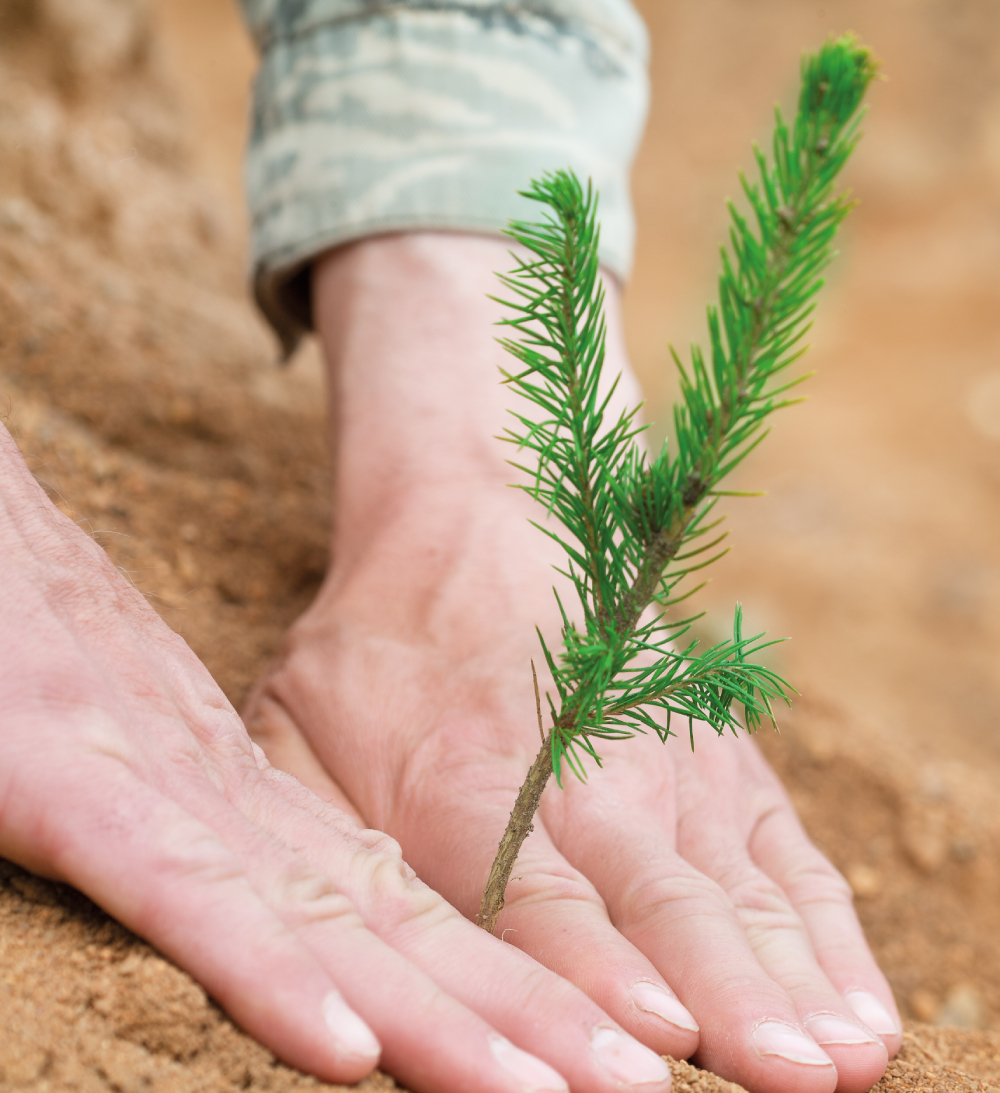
[245,233,902,1093]
[0,423,674,1093]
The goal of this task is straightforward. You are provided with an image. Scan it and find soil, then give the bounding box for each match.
[1,0,999,1091]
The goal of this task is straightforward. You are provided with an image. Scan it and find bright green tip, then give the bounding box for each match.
[800,33,879,126]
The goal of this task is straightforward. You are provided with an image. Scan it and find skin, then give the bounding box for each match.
[244,231,904,1093]
[0,408,672,1091]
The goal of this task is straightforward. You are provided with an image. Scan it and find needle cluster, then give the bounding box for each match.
[477,35,878,933]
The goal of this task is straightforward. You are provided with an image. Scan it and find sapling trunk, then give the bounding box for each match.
[476,36,878,934]
[477,731,553,934]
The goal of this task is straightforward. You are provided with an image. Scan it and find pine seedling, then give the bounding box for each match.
[477,35,878,934]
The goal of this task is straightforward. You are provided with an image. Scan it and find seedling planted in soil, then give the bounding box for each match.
[477,36,878,934]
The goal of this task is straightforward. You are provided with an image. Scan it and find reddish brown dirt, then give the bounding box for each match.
[1,0,999,1090]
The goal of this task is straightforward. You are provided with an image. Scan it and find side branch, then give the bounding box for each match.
[476,734,555,934]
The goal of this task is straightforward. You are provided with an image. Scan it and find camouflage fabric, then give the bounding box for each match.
[239,0,650,355]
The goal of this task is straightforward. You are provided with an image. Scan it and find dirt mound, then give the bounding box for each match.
[1,0,999,1090]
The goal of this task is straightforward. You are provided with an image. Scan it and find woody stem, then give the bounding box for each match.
[476,733,555,934]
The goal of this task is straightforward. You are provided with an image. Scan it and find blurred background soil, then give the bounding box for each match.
[1,0,999,1089]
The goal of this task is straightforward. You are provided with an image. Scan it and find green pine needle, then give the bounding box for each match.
[495,35,877,786]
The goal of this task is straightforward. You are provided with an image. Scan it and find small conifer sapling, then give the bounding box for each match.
[477,36,879,934]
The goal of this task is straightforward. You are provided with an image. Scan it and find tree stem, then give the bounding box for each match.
[478,170,810,934]
[476,733,555,934]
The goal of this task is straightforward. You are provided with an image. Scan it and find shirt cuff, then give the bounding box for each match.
[241,0,650,356]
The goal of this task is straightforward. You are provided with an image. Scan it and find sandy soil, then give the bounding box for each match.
[1,0,999,1090]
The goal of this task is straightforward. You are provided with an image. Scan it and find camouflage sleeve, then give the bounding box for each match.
[238,0,650,356]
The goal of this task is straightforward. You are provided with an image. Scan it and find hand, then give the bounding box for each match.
[0,424,674,1093]
[245,232,902,1093]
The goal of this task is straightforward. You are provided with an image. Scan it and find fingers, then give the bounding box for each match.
[553,803,840,1093]
[748,801,903,1059]
[14,743,580,1093]
[243,761,675,1093]
[666,744,891,1093]
[685,838,888,1093]
[3,751,380,1085]
[389,757,699,1068]
[289,893,573,1093]
[493,838,701,1062]
[150,747,575,1093]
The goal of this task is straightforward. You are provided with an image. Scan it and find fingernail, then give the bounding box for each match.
[752,1021,834,1066]
[321,991,381,1061]
[489,1034,568,1093]
[804,1013,880,1045]
[845,991,900,1037]
[631,981,699,1033]
[591,1027,671,1087]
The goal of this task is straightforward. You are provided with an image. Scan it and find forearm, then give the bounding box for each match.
[310,231,642,579]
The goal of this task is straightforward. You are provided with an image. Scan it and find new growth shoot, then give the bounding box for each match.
[477,36,878,934]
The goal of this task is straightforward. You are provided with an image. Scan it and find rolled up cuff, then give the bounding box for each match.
[242,0,650,356]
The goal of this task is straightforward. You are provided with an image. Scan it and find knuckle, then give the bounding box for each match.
[363,846,418,900]
[727,869,796,919]
[76,710,137,763]
[725,870,817,951]
[145,821,248,893]
[185,705,249,753]
[503,865,603,913]
[249,741,271,771]
[512,962,572,1015]
[358,850,450,934]
[781,856,854,907]
[145,820,364,935]
[616,865,732,930]
[354,827,404,860]
[269,861,362,930]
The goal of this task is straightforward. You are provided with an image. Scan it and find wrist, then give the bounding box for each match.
[311,232,637,558]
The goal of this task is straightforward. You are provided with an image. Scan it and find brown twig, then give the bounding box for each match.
[476,732,555,934]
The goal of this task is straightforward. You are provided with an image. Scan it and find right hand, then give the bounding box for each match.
[244,233,897,1093]
[0,424,672,1093]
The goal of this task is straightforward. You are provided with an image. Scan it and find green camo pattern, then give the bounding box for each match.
[238,0,649,354]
